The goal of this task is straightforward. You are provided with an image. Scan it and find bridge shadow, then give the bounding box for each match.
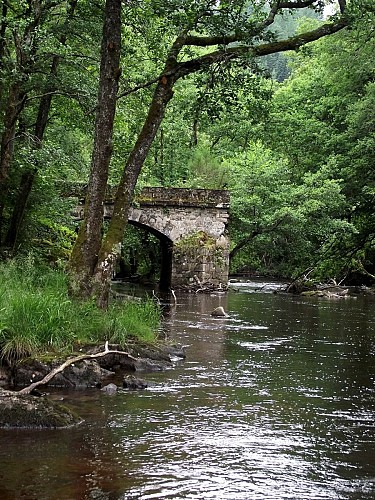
[127,220,173,292]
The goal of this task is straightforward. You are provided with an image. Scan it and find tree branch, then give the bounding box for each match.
[265,0,317,27]
[279,0,317,8]
[264,1,283,28]
[117,77,159,99]
[176,18,348,79]
[230,229,261,260]
[119,5,346,100]
[184,33,238,47]
[184,0,321,47]
[24,89,86,103]
[117,31,190,100]
[17,348,137,395]
[229,218,288,260]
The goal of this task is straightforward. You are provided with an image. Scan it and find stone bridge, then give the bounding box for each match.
[71,186,230,290]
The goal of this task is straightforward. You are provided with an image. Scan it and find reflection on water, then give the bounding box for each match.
[0,282,374,499]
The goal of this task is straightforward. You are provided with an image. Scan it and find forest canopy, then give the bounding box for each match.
[0,0,374,299]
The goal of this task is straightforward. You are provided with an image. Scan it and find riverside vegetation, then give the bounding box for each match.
[0,256,160,368]
[0,256,164,428]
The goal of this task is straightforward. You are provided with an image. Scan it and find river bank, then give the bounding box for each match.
[0,340,185,428]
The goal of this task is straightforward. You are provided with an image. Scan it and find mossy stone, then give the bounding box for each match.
[0,390,82,428]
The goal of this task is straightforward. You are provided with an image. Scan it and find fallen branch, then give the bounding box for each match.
[171,289,177,306]
[18,346,137,395]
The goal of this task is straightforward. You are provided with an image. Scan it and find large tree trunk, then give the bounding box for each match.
[69,0,122,300]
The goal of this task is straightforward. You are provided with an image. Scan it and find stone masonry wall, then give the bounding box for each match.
[128,206,229,242]
[170,232,230,287]
[71,187,230,288]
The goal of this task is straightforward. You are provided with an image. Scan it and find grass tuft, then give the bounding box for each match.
[0,256,160,364]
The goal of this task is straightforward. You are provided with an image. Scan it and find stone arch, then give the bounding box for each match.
[127,219,173,291]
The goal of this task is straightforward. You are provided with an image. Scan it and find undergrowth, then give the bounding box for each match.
[0,256,160,365]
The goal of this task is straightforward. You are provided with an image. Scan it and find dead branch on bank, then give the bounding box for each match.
[18,343,137,395]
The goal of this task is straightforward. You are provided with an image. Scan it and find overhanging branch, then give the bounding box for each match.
[229,217,287,260]
[176,18,348,78]
[118,5,347,100]
[184,0,322,47]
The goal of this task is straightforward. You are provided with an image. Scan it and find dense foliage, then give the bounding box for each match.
[0,0,373,288]
[253,15,375,282]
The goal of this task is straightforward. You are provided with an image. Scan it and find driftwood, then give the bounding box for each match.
[301,288,352,299]
[181,275,228,294]
[18,343,137,395]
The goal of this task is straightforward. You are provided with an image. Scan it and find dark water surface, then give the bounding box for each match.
[1,282,375,499]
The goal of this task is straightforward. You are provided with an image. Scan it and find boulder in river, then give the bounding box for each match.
[100,383,118,395]
[0,389,81,428]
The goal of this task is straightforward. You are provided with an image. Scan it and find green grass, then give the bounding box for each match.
[0,256,160,365]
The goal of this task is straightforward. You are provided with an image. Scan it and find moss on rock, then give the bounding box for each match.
[0,389,82,428]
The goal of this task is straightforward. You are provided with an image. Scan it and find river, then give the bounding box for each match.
[0,281,374,499]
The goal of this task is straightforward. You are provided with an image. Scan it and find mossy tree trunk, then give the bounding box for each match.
[69,0,122,300]
[91,76,175,308]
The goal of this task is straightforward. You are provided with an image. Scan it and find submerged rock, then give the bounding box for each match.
[0,389,81,428]
[211,306,228,317]
[123,375,148,390]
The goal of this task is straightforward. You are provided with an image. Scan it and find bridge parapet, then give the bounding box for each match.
[63,183,230,210]
[138,187,230,209]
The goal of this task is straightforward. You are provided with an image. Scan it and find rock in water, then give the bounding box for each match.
[211,306,228,317]
[100,383,118,395]
[123,375,148,390]
[0,389,81,428]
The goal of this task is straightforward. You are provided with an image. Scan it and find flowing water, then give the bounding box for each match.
[1,281,375,500]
